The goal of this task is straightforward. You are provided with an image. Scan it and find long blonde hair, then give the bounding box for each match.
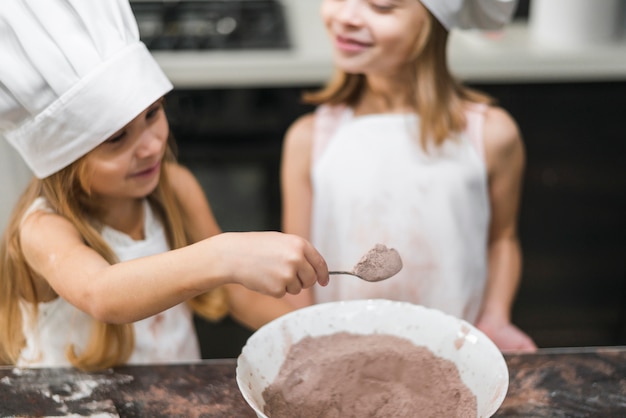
[305,9,493,147]
[0,140,228,370]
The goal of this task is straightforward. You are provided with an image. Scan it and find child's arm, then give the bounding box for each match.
[169,163,296,329]
[280,113,318,309]
[476,106,537,352]
[223,283,293,329]
[167,162,222,242]
[19,165,328,325]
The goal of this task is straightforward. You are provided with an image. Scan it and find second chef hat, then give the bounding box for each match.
[0,0,173,179]
[421,0,519,30]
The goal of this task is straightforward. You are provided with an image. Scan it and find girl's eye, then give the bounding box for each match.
[371,1,395,12]
[146,103,163,120]
[146,108,158,119]
[106,131,126,144]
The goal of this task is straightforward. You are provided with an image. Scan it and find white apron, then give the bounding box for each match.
[311,105,490,322]
[18,198,200,367]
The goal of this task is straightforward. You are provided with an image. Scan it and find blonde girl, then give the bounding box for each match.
[281,0,535,352]
[0,0,327,370]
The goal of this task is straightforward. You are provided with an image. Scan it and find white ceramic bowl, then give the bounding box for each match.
[236,299,508,418]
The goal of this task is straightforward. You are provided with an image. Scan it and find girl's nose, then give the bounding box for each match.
[135,129,165,159]
[336,0,363,26]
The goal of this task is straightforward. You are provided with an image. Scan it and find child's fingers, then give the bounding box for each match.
[302,241,329,286]
[285,278,303,295]
[295,260,317,290]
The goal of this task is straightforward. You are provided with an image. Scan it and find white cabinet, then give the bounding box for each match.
[529,0,624,47]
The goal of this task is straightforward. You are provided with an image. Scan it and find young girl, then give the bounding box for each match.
[281,0,536,352]
[0,0,328,371]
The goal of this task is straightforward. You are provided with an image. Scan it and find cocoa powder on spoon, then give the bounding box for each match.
[330,243,403,282]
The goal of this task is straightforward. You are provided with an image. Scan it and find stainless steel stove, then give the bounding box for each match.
[130,0,290,51]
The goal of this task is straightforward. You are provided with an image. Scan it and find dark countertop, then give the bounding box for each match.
[1,346,624,417]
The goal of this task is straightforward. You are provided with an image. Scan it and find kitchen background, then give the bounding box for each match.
[1,0,625,358]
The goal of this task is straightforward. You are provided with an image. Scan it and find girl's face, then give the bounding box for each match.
[321,0,428,76]
[83,99,169,201]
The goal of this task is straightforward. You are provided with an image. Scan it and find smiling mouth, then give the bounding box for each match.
[132,162,161,177]
[335,35,372,51]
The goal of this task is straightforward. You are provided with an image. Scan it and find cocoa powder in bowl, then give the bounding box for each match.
[262,332,476,418]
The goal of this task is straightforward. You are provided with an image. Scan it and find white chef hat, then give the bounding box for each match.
[0,0,173,179]
[421,0,519,30]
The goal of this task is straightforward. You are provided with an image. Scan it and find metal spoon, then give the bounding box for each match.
[329,244,403,283]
